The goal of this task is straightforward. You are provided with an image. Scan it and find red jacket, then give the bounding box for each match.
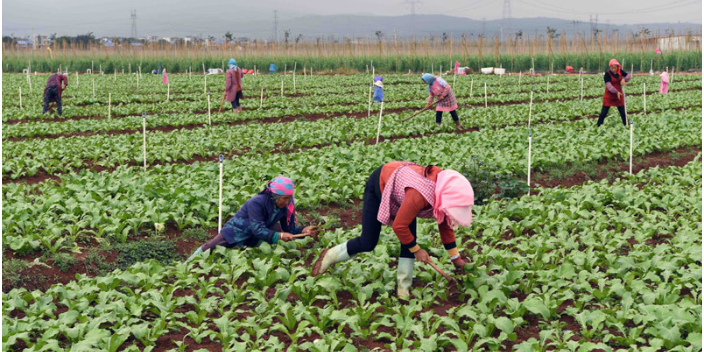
[44,74,68,101]
[225,68,243,102]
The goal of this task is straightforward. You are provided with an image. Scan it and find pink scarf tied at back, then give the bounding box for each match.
[434,170,474,227]
[264,176,296,225]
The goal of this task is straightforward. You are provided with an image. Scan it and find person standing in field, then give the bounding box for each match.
[660,68,669,94]
[312,161,474,299]
[186,176,319,262]
[42,73,68,115]
[224,58,244,114]
[421,73,461,130]
[597,59,631,127]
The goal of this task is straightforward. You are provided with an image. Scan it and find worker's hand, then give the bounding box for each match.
[451,256,468,269]
[414,249,432,264]
[617,92,623,100]
[620,79,626,86]
[279,232,294,242]
[302,226,319,238]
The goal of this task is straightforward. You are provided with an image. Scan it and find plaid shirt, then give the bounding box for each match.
[377,163,436,225]
[427,78,458,111]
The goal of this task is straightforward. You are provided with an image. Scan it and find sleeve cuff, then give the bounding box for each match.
[408,244,421,253]
[272,232,279,244]
[446,247,459,257]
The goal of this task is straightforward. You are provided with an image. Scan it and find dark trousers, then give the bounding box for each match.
[436,110,459,123]
[42,87,62,115]
[201,223,282,251]
[230,91,243,109]
[597,106,626,126]
[346,166,417,259]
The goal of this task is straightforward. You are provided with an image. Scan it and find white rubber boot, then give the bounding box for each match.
[312,242,353,276]
[397,258,415,298]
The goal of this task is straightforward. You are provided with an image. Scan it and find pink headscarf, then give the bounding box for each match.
[609,59,621,70]
[263,176,296,225]
[433,170,474,227]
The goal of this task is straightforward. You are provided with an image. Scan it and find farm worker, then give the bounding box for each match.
[597,59,631,127]
[565,66,574,73]
[269,64,276,75]
[659,68,669,93]
[372,76,384,103]
[421,73,461,130]
[42,73,68,115]
[312,162,474,298]
[224,58,244,114]
[186,176,319,262]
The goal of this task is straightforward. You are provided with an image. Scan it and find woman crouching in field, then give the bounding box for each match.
[186,176,318,261]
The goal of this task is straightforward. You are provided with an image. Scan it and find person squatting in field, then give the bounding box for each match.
[312,161,474,298]
[597,59,631,127]
[225,58,245,114]
[186,176,319,261]
[421,73,461,130]
[43,73,68,115]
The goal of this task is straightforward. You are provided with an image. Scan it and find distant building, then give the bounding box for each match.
[657,35,701,51]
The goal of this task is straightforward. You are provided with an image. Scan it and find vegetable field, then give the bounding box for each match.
[2,70,702,352]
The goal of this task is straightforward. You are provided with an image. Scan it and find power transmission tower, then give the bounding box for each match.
[501,0,512,39]
[130,10,137,38]
[402,0,422,15]
[273,10,278,42]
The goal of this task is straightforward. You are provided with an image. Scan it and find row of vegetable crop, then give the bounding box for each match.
[3,89,700,180]
[3,76,700,139]
[3,73,699,122]
[3,159,701,351]
[3,107,701,254]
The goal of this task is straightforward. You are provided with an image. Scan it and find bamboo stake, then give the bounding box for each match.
[629,119,633,175]
[527,130,532,194]
[207,92,212,125]
[218,155,224,233]
[484,81,487,108]
[260,86,264,108]
[108,91,111,118]
[142,113,147,169]
[375,102,384,144]
[19,86,22,109]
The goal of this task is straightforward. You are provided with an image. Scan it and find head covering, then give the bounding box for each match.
[421,73,435,86]
[228,58,238,70]
[608,59,621,70]
[374,76,383,88]
[261,176,296,225]
[433,170,474,227]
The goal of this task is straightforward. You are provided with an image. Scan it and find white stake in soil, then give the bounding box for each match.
[167,84,170,101]
[218,154,224,233]
[108,91,111,118]
[281,80,284,98]
[642,80,646,114]
[527,130,533,195]
[367,84,372,117]
[484,81,488,108]
[629,119,634,175]
[375,102,384,145]
[528,89,533,128]
[260,86,264,109]
[142,113,147,169]
[207,92,212,125]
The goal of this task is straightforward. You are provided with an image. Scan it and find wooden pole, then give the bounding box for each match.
[260,86,264,108]
[629,120,633,175]
[367,84,373,117]
[108,91,111,118]
[375,102,384,144]
[142,113,147,169]
[207,92,212,125]
[527,130,532,194]
[218,155,224,233]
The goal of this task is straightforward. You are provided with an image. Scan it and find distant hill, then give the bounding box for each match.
[269,14,701,39]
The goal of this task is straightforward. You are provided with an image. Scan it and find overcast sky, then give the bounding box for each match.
[3,0,702,37]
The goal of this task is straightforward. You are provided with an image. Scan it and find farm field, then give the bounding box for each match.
[2,70,702,351]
